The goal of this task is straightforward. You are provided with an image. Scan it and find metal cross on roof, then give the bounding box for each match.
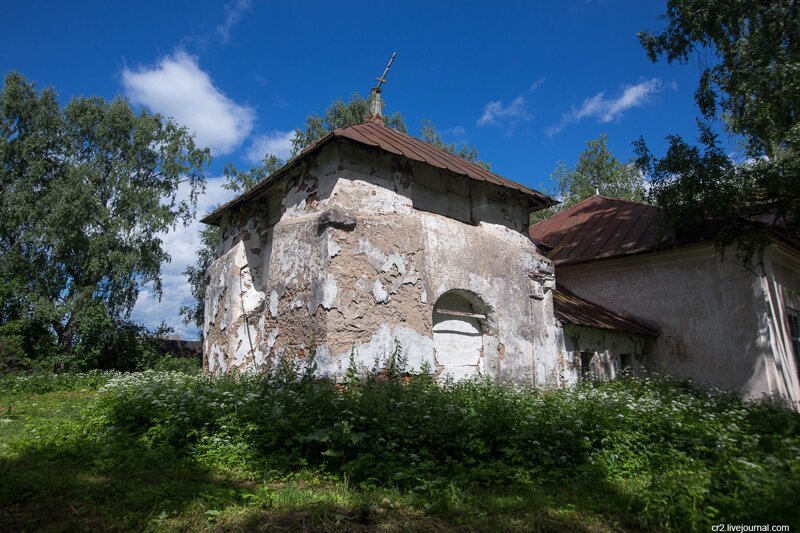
[373,51,397,93]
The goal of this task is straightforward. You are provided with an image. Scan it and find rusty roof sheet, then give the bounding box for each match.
[553,285,657,336]
[202,118,556,225]
[529,195,665,265]
[530,195,789,267]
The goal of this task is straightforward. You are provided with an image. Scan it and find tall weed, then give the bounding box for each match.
[91,367,800,530]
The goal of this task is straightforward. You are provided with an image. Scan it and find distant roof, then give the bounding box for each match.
[202,118,556,225]
[530,194,797,266]
[554,285,657,336]
[529,195,661,265]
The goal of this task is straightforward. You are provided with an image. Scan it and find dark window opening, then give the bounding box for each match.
[580,352,594,381]
[619,353,632,375]
[787,308,800,374]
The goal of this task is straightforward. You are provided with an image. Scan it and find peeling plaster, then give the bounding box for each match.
[269,291,279,318]
[327,237,341,258]
[321,274,338,309]
[372,280,390,303]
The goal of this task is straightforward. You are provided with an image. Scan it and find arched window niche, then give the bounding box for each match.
[432,290,494,380]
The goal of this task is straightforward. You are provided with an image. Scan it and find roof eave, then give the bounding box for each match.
[200,131,338,226]
[558,319,657,337]
[200,123,556,225]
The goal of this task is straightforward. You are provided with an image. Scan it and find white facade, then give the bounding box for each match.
[558,242,800,407]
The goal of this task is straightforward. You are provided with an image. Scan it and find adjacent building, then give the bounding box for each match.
[530,195,800,405]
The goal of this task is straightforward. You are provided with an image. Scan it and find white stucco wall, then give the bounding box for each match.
[757,244,800,407]
[559,325,649,386]
[558,243,800,404]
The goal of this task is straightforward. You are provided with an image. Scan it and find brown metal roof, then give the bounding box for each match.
[530,195,783,266]
[553,285,657,336]
[202,117,556,225]
[529,195,663,265]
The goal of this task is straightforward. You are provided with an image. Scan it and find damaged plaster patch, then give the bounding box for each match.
[322,274,338,309]
[233,323,257,368]
[356,238,409,275]
[208,343,227,374]
[372,280,390,303]
[356,276,372,294]
[401,271,419,286]
[336,324,435,375]
[318,208,356,231]
[269,290,279,317]
[283,183,312,215]
[327,237,341,258]
[439,365,480,381]
[240,273,264,314]
[267,328,279,349]
[313,344,334,378]
[382,253,407,275]
[254,346,267,368]
[355,237,388,271]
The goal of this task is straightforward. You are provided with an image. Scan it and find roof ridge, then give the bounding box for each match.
[530,195,654,230]
[376,122,534,191]
[595,194,652,208]
[202,118,556,225]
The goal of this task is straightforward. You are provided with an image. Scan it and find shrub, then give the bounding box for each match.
[91,367,800,530]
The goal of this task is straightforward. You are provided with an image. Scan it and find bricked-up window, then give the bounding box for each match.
[433,291,486,380]
[788,308,800,372]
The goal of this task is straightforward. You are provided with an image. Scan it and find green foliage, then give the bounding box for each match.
[0,72,210,366]
[2,370,799,530]
[0,316,56,373]
[532,133,648,223]
[179,225,221,331]
[86,369,800,530]
[638,0,800,261]
[290,93,406,156]
[639,0,800,157]
[221,153,285,194]
[0,369,122,395]
[151,354,202,374]
[420,120,490,170]
[633,122,785,264]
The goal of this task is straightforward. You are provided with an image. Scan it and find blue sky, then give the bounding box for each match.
[2,0,712,338]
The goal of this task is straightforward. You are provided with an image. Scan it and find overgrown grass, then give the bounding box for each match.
[1,366,798,531]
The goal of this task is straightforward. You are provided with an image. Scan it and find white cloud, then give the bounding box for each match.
[477,96,530,131]
[444,125,466,138]
[529,78,546,91]
[130,177,235,339]
[546,78,663,136]
[217,0,252,43]
[246,130,295,163]
[122,51,255,155]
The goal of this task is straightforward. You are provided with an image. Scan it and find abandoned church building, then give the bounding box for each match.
[203,116,551,384]
[200,112,799,407]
